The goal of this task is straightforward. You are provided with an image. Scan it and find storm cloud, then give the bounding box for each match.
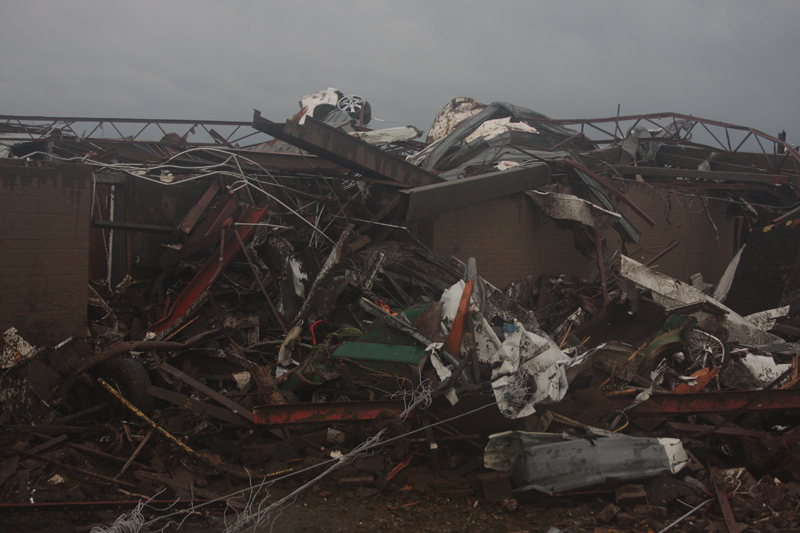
[1,1,798,143]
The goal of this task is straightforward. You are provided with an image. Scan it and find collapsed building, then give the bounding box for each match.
[2,90,800,532]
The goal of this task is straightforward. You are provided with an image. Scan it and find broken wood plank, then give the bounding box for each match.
[117,429,153,479]
[91,220,176,234]
[710,466,740,533]
[147,385,253,428]
[8,448,138,489]
[28,434,68,454]
[50,403,110,426]
[158,363,254,422]
[177,179,221,234]
[159,229,222,269]
[5,425,93,434]
[671,367,721,394]
[66,443,151,471]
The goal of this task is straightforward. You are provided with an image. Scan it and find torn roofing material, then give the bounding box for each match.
[251,111,442,188]
[400,164,550,222]
[412,102,591,173]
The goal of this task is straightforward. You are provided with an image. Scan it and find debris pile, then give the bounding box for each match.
[2,92,800,531]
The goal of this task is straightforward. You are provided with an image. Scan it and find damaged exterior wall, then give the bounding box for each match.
[416,193,588,288]
[0,160,92,344]
[416,180,736,290]
[602,181,736,285]
[128,178,210,267]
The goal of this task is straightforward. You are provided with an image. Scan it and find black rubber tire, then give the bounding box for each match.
[312,103,336,120]
[96,357,155,417]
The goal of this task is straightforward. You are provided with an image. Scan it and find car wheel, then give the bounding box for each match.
[96,357,155,417]
[337,95,371,125]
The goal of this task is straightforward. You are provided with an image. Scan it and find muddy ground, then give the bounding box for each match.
[4,458,800,533]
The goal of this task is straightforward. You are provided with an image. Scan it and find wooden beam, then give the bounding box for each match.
[91,220,175,234]
[159,363,253,423]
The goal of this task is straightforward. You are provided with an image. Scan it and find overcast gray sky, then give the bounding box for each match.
[2,1,799,146]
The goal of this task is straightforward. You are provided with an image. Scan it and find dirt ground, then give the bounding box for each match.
[0,484,642,533]
[6,469,799,533]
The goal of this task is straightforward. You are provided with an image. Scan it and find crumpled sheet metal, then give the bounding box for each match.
[621,120,695,162]
[620,255,782,346]
[413,102,582,173]
[526,189,621,230]
[484,431,689,494]
[428,343,459,406]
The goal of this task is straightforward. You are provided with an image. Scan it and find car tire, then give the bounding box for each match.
[96,357,155,417]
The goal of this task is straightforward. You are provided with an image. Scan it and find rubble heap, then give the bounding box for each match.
[2,92,800,532]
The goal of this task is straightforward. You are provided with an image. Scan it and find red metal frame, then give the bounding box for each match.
[136,204,268,340]
[611,388,800,416]
[254,399,409,426]
[520,111,800,178]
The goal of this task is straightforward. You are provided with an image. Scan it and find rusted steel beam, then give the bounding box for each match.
[613,388,800,416]
[664,421,764,438]
[158,363,254,422]
[645,239,680,267]
[254,399,409,426]
[138,205,267,340]
[400,164,551,222]
[252,111,442,188]
[563,158,656,227]
[613,165,789,184]
[0,114,254,125]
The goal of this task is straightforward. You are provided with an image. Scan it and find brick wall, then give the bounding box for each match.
[418,180,736,290]
[423,194,588,288]
[0,160,92,345]
[602,181,736,285]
